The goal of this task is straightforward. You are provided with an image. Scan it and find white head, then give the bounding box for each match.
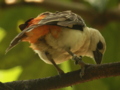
[87,27,106,64]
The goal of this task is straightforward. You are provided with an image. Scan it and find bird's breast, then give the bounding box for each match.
[23,26,90,64]
[45,28,87,51]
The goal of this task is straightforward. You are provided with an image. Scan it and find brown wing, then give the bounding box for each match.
[6,11,86,53]
[6,12,48,53]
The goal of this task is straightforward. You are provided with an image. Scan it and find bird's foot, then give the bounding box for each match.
[72,55,87,77]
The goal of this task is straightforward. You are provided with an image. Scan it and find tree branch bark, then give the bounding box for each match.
[0,0,120,29]
[0,62,120,90]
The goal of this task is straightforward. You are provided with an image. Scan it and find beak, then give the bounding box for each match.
[93,49,103,64]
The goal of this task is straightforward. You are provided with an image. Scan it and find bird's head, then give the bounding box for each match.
[88,27,106,64]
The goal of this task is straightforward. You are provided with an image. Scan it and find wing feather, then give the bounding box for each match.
[6,11,86,53]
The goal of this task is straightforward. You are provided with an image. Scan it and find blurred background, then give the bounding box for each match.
[0,0,120,90]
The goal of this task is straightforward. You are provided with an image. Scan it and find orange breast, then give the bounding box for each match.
[22,25,62,43]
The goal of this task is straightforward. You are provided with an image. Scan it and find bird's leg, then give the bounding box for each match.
[45,52,64,75]
[66,48,87,77]
[72,55,86,77]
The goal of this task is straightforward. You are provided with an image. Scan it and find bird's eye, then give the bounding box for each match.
[97,41,103,50]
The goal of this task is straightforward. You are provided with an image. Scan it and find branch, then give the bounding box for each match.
[0,62,120,90]
[0,0,120,28]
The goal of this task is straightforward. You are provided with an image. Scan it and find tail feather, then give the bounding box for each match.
[6,24,41,53]
[6,34,23,53]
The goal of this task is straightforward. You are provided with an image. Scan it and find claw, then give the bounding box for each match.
[72,55,86,66]
[72,55,82,65]
[72,55,87,77]
[66,48,87,77]
[80,65,85,77]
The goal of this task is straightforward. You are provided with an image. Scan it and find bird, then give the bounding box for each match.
[6,10,106,76]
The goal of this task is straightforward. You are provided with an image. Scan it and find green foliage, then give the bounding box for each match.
[85,0,108,12]
[0,66,22,82]
[0,0,120,90]
[0,27,6,42]
[107,0,120,8]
